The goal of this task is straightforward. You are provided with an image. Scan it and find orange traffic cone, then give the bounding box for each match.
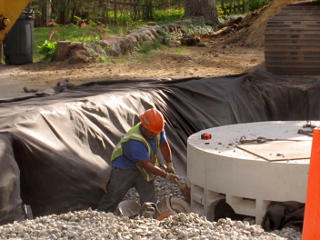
[302,127,320,239]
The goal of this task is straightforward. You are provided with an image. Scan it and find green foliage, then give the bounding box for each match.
[217,0,271,17]
[105,24,132,36]
[108,10,133,25]
[32,6,184,62]
[152,40,162,50]
[247,0,270,11]
[105,8,183,26]
[217,1,242,16]
[74,15,88,24]
[97,56,110,63]
[34,21,114,61]
[217,7,226,17]
[153,9,184,23]
[158,30,171,45]
[37,40,57,62]
[181,25,193,35]
[138,43,152,54]
[138,40,162,54]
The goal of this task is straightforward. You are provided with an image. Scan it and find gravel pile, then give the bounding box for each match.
[0,209,299,240]
[0,177,301,239]
[124,176,184,202]
[123,176,301,240]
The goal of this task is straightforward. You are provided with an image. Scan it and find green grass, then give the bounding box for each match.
[32,7,185,62]
[33,7,184,63]
[138,40,162,54]
[90,42,187,67]
[104,8,184,25]
[117,44,186,64]
[96,56,110,63]
[153,9,184,23]
[33,24,128,62]
[217,0,271,16]
[34,24,90,62]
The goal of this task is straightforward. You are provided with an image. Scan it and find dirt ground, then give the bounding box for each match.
[0,0,298,98]
[0,41,264,98]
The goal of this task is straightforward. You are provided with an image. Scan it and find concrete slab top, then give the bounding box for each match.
[188,121,318,164]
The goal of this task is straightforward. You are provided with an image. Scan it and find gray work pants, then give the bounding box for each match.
[97,167,155,213]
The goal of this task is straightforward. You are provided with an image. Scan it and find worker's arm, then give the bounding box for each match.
[160,141,175,173]
[139,159,178,183]
[122,138,176,179]
[139,159,167,178]
[160,141,172,164]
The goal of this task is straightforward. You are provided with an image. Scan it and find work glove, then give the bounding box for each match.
[166,162,176,174]
[165,173,179,184]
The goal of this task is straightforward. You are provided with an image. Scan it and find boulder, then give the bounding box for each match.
[68,43,91,64]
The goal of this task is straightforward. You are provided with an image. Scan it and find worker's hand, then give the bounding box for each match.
[166,162,176,174]
[165,173,179,184]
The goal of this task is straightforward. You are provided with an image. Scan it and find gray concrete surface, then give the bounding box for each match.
[0,65,27,99]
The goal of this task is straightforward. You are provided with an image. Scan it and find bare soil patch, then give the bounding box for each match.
[0,41,264,97]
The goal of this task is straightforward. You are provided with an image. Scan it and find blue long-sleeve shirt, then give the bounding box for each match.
[112,129,167,170]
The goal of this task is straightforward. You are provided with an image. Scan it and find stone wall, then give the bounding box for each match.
[54,20,216,64]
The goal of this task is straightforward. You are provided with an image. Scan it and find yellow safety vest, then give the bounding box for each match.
[111,123,160,182]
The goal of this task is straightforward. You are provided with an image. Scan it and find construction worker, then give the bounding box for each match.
[98,108,179,213]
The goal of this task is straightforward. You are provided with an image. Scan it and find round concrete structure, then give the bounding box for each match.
[187,121,317,224]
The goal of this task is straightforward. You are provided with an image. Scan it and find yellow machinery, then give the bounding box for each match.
[0,0,30,42]
[0,0,30,63]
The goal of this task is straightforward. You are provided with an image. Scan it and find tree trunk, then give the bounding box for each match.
[184,0,218,24]
[56,0,73,25]
[40,0,52,26]
[56,1,67,24]
[143,0,153,20]
[114,0,117,24]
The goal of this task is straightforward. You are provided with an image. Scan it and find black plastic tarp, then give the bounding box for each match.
[1,68,320,225]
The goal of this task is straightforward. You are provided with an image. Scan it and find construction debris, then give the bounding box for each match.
[297,121,317,137]
[297,129,313,137]
[239,136,307,144]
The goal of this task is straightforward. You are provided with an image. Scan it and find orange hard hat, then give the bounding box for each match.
[140,108,164,133]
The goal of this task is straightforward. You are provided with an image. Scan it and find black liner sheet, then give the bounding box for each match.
[1,68,320,226]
